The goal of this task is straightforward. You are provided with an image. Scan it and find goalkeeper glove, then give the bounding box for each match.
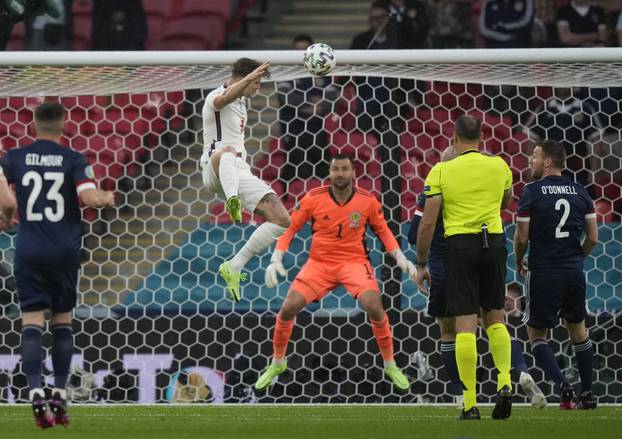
[265,249,287,288]
[390,249,417,281]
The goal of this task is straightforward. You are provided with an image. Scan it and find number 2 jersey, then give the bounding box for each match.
[276,186,400,264]
[517,175,595,273]
[0,140,96,270]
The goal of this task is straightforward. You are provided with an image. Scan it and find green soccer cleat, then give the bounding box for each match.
[218,261,246,302]
[255,361,288,391]
[384,364,410,392]
[225,196,242,223]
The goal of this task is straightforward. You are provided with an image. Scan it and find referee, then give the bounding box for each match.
[414,115,513,420]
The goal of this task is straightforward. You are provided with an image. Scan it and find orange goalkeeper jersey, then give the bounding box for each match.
[276,186,400,263]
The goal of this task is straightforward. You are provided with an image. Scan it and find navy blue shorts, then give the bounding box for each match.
[524,270,587,329]
[427,277,449,318]
[15,265,78,313]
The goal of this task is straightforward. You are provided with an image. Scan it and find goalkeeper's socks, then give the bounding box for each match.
[51,324,73,389]
[229,223,286,272]
[370,314,394,363]
[511,338,529,374]
[456,332,477,411]
[486,323,512,391]
[440,341,462,395]
[273,315,295,361]
[531,339,564,387]
[21,325,44,390]
[219,152,240,200]
[573,338,594,394]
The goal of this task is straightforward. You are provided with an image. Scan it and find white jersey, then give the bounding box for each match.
[202,84,247,158]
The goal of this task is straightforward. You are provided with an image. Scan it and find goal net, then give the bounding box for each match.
[0,49,620,404]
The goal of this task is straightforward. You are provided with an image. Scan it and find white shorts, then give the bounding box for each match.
[200,153,275,213]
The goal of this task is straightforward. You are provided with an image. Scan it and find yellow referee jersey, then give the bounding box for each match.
[423,150,512,236]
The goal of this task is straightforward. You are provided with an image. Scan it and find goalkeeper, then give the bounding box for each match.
[255,154,415,392]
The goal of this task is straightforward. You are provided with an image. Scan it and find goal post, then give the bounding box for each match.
[0,48,620,404]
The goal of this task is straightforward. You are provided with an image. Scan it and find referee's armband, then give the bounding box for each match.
[423,164,442,197]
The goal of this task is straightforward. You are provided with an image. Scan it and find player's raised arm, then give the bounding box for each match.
[265,195,312,288]
[368,196,416,281]
[212,61,270,110]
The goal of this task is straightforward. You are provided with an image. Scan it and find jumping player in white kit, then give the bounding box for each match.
[201,58,291,302]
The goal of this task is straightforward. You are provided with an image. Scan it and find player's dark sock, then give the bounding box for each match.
[440,341,462,395]
[21,325,44,389]
[51,324,73,389]
[530,339,563,387]
[573,338,593,394]
[510,339,529,374]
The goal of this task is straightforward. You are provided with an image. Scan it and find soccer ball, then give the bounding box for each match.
[303,43,336,76]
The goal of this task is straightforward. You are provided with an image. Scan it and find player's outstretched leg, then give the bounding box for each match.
[219,260,247,302]
[221,194,289,302]
[358,291,409,392]
[255,291,305,392]
[511,339,546,408]
[519,372,547,409]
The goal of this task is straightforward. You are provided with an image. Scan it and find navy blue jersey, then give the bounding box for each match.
[517,175,595,272]
[0,140,96,269]
[408,193,446,283]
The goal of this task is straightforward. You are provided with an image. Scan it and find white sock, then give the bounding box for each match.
[52,388,67,399]
[229,222,286,272]
[384,360,396,368]
[219,152,240,200]
[29,388,45,401]
[272,357,286,366]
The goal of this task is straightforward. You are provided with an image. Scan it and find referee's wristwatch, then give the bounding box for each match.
[415,261,427,268]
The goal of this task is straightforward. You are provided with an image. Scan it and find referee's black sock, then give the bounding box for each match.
[21,325,44,391]
[51,324,74,389]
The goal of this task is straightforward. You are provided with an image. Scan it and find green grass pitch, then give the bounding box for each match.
[1,405,620,439]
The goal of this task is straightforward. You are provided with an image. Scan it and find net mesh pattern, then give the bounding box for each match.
[0,61,620,404]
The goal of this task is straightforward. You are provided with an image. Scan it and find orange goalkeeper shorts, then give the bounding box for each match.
[290,258,380,304]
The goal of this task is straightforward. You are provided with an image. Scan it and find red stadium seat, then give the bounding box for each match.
[145,15,166,48]
[142,0,173,18]
[6,22,25,51]
[72,15,92,50]
[179,0,231,21]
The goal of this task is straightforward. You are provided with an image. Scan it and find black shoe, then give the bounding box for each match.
[559,382,576,410]
[492,385,512,420]
[575,391,597,410]
[31,390,55,429]
[457,406,481,420]
[48,390,70,427]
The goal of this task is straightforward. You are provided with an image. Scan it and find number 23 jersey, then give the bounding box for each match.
[517,175,595,272]
[276,186,400,264]
[0,140,96,269]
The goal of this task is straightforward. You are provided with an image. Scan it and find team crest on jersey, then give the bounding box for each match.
[349,211,361,228]
[85,165,95,179]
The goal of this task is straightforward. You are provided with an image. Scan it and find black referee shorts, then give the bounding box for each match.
[443,233,507,317]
